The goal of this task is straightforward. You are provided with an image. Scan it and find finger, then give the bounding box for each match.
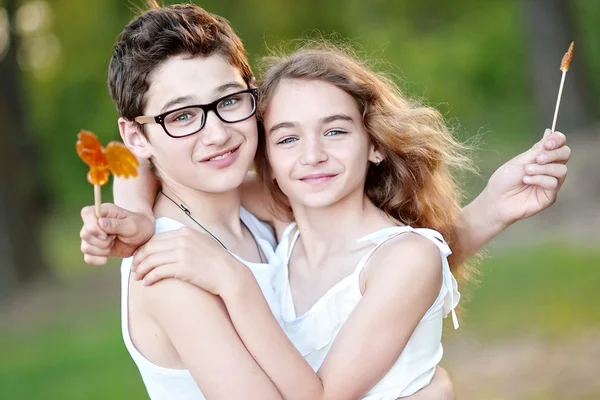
[81,240,112,257]
[525,163,568,179]
[135,251,177,281]
[536,145,571,165]
[131,227,200,270]
[96,204,144,236]
[83,253,109,266]
[98,203,137,220]
[543,130,566,151]
[132,236,181,271]
[142,263,179,286]
[523,175,559,191]
[80,226,115,249]
[80,207,107,241]
[514,129,553,164]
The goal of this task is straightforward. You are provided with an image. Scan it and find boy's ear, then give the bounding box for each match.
[118,117,152,159]
[249,76,257,88]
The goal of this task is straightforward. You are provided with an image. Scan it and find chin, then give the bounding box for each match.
[203,168,248,193]
[294,192,341,209]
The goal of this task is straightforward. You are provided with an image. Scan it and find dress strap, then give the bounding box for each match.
[353,226,413,278]
[357,226,460,329]
[279,222,300,260]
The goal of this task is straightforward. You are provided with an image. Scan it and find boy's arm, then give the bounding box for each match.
[113,158,158,219]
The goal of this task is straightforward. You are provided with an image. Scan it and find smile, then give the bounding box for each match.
[209,150,233,161]
[299,173,338,184]
[200,144,242,168]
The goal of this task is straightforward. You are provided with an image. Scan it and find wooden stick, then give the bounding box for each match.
[551,42,574,132]
[94,184,102,218]
[551,70,567,132]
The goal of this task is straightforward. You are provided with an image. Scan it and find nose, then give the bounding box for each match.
[300,136,328,166]
[200,111,232,146]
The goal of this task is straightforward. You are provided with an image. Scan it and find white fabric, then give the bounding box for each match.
[120,207,282,400]
[276,223,460,399]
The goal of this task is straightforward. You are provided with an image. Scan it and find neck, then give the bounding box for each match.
[155,178,244,236]
[290,188,391,268]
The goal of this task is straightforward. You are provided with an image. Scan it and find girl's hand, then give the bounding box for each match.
[80,203,154,265]
[485,129,570,227]
[131,227,242,296]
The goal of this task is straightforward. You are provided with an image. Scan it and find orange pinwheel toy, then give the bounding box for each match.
[76,130,139,217]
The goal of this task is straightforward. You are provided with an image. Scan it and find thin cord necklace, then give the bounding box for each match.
[159,190,265,263]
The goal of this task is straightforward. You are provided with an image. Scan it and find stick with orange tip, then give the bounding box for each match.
[551,41,574,132]
[76,130,139,217]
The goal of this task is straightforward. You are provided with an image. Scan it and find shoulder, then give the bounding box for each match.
[141,278,226,324]
[363,231,443,291]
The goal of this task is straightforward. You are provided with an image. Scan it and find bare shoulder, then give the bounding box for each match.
[363,231,443,288]
[141,277,227,322]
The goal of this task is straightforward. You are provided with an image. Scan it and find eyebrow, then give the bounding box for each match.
[268,122,295,136]
[268,114,355,136]
[321,114,354,124]
[158,82,246,113]
[214,82,246,94]
[160,95,196,113]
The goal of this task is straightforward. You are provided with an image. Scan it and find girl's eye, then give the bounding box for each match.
[325,129,346,136]
[277,137,297,145]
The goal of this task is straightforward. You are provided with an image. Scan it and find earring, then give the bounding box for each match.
[375,156,381,166]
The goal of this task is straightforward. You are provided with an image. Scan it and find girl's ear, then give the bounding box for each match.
[368,144,384,165]
[118,117,152,160]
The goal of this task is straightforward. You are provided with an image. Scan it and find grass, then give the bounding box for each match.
[458,243,600,341]
[0,306,147,399]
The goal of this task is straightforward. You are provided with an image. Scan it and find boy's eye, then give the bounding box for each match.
[174,112,193,121]
[218,95,240,109]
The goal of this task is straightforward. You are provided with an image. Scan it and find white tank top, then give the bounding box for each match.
[120,207,282,400]
[276,224,460,399]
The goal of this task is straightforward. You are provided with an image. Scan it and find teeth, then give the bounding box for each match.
[209,151,232,161]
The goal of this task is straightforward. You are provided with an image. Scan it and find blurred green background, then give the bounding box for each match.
[0,0,599,399]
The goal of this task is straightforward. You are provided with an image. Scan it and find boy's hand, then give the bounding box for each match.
[80,203,154,265]
[403,366,455,399]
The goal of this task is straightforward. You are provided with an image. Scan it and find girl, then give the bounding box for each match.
[84,41,571,398]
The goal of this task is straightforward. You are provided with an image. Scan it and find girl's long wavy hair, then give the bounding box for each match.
[255,42,478,283]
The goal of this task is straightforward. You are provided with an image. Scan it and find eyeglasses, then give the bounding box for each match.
[134,88,258,138]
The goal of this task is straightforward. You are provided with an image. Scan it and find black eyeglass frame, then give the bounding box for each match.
[134,88,259,138]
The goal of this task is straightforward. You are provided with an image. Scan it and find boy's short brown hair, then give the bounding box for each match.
[108,3,253,121]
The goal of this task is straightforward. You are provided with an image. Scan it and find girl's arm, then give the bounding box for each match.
[139,272,283,399]
[134,229,443,400]
[449,130,569,264]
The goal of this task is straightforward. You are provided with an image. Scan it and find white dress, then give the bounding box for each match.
[276,224,460,399]
[120,208,283,400]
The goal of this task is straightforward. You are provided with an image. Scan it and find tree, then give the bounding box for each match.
[0,0,52,302]
[523,0,598,133]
